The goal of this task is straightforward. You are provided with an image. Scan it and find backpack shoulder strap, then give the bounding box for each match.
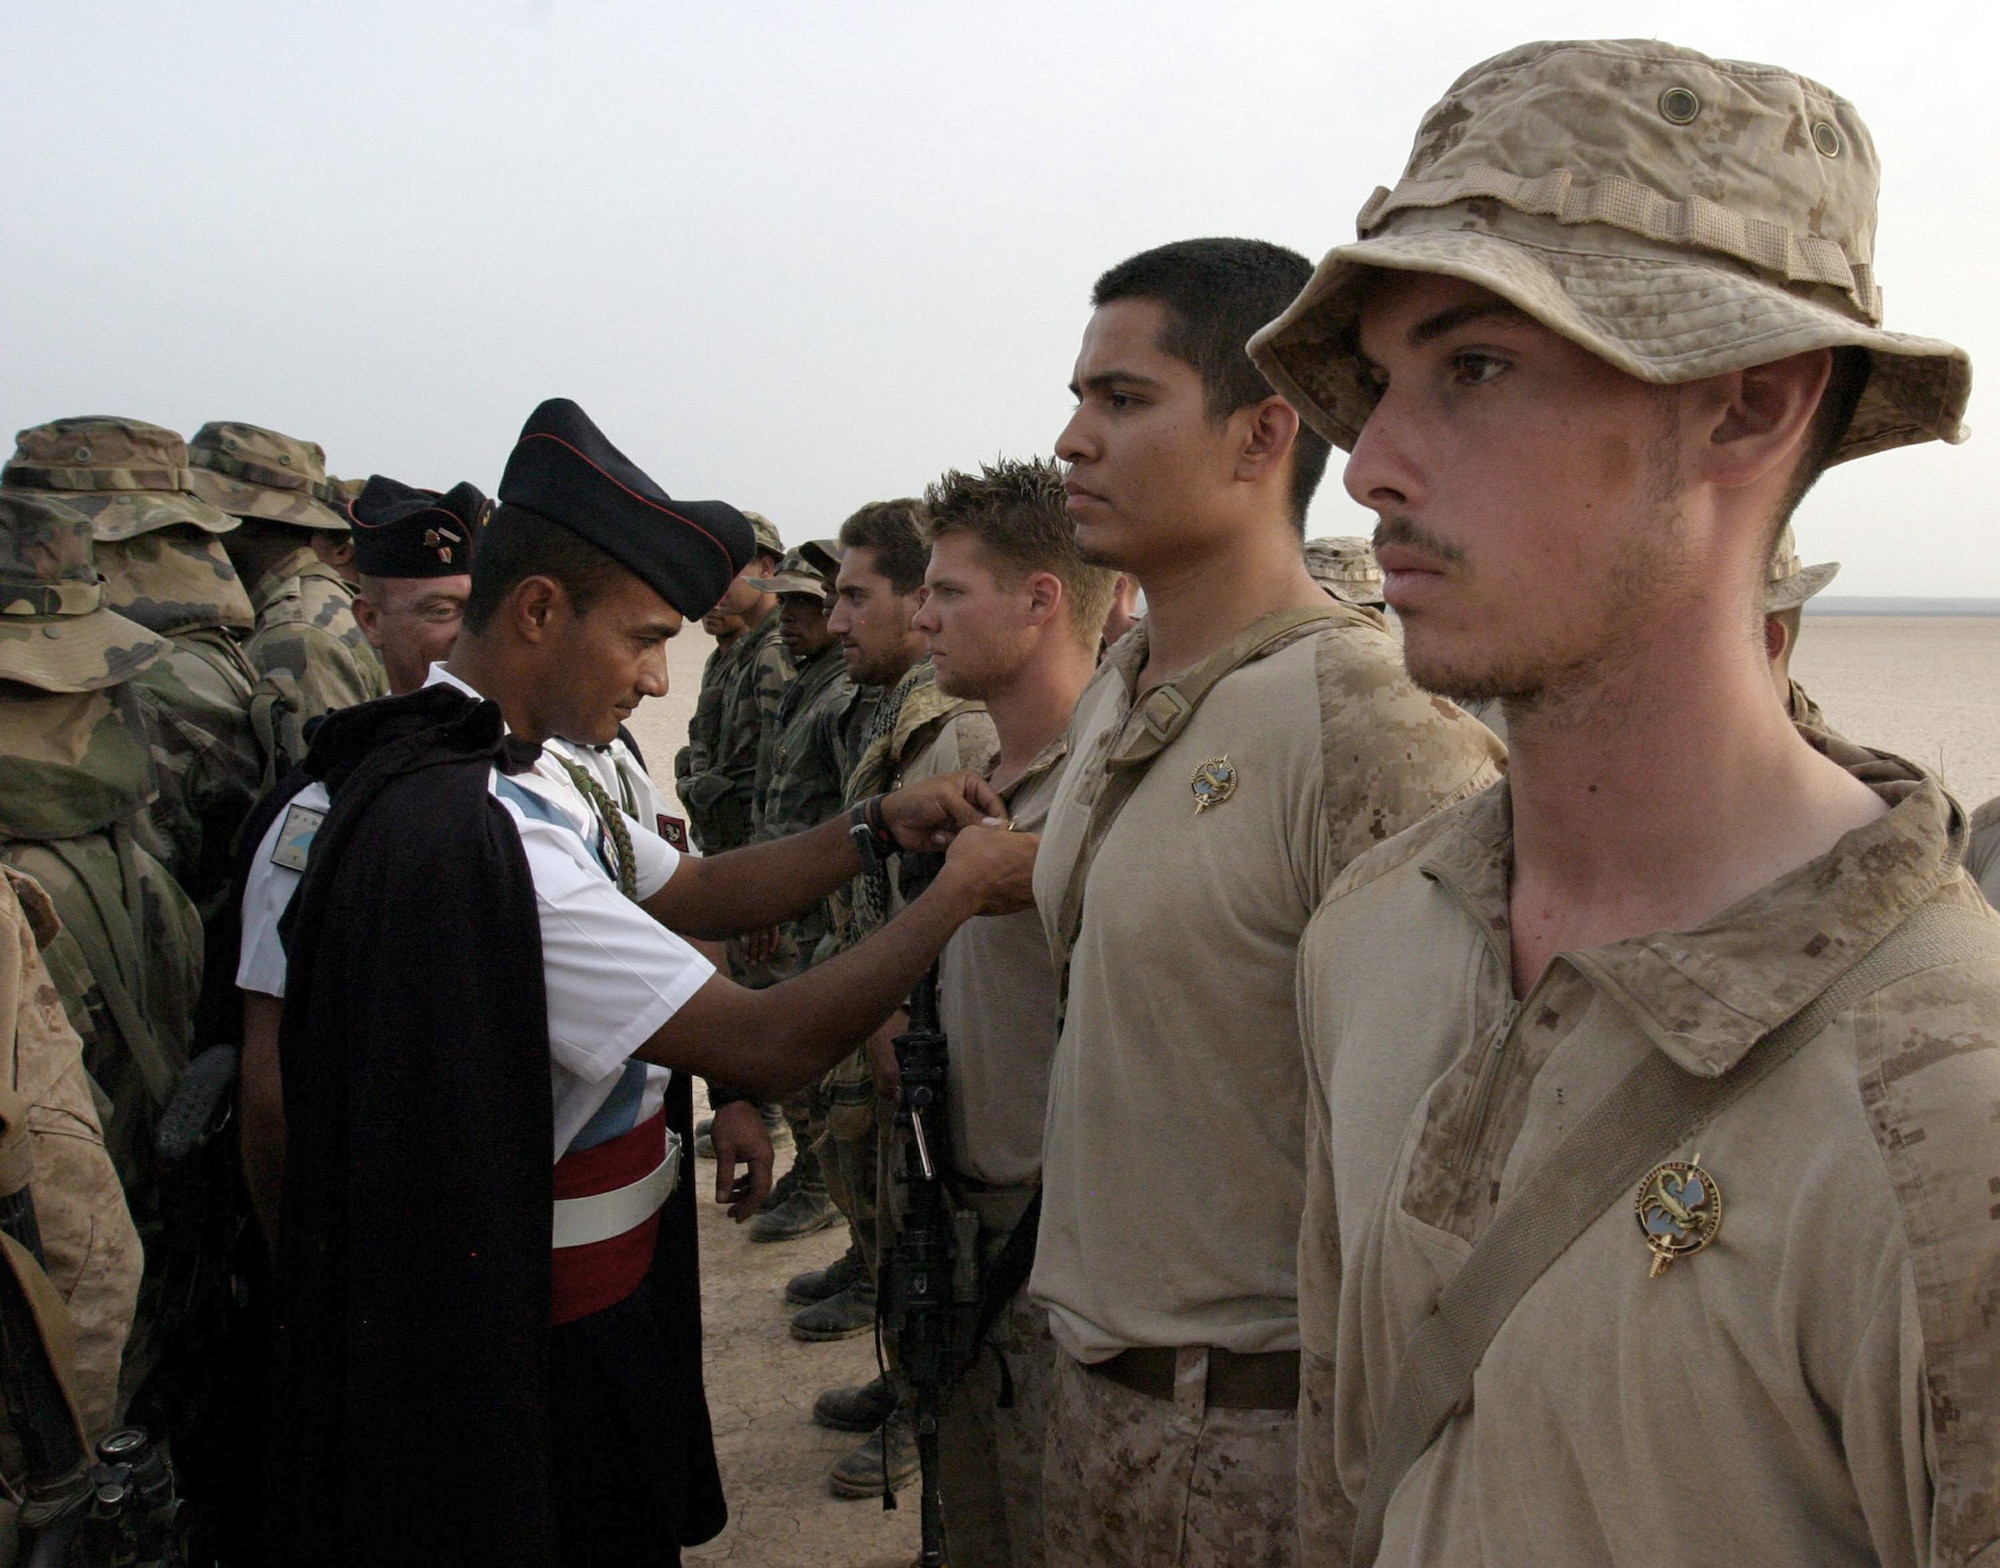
[1052,606,1341,971]
[1351,897,2000,1566]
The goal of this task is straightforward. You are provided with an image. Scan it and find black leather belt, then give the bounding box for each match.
[1085,1346,1301,1411]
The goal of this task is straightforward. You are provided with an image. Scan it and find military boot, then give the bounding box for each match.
[828,1409,918,1498]
[748,1145,837,1243]
[788,1274,876,1342]
[812,1373,898,1433]
[784,1240,867,1306]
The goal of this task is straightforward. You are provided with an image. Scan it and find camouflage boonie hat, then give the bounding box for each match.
[739,510,786,563]
[0,491,167,693]
[4,416,237,541]
[186,421,349,531]
[1304,536,1386,605]
[798,538,843,581]
[1250,40,1972,466]
[748,542,837,602]
[1765,523,1839,612]
[325,474,367,510]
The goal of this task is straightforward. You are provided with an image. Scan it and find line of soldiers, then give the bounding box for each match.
[0,415,464,1561]
[6,30,2000,1568]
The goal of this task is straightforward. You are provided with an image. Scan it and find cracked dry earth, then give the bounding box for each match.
[684,1099,917,1568]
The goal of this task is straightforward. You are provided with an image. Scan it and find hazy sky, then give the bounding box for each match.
[6,1,1993,594]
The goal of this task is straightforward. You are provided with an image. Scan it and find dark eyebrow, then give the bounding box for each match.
[1408,299,1533,347]
[1069,369,1167,398]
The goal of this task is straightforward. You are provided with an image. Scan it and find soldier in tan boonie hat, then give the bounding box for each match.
[1273,41,2000,1568]
[1763,521,1841,732]
[1250,38,1971,465]
[0,491,165,693]
[186,421,349,532]
[1303,535,1386,607]
[1763,522,1839,613]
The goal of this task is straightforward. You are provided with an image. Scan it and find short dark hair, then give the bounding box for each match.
[1092,237,1331,528]
[923,458,1118,648]
[462,503,631,633]
[837,499,929,595]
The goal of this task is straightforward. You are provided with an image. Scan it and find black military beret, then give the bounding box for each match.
[349,476,490,578]
[497,398,754,617]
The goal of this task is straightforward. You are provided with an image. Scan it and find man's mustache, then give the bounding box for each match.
[1372,516,1467,566]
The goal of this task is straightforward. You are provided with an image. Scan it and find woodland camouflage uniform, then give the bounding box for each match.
[187,422,385,770]
[0,492,202,1408]
[4,417,268,921]
[675,605,792,854]
[813,660,995,1274]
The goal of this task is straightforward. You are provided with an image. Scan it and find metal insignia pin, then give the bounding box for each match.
[1190,756,1238,814]
[1634,1153,1722,1278]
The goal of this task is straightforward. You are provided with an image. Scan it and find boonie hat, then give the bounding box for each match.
[1249,39,1972,466]
[1304,536,1386,605]
[798,539,843,582]
[0,491,167,693]
[349,476,490,579]
[1764,523,1839,613]
[740,510,786,563]
[749,542,838,603]
[187,421,350,531]
[497,398,755,618]
[4,416,237,541]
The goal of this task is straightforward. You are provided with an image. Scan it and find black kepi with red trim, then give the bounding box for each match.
[497,397,754,616]
[349,475,491,578]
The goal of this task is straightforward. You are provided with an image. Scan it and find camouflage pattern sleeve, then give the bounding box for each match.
[129,630,266,920]
[243,567,387,728]
[0,865,142,1436]
[1313,620,1505,896]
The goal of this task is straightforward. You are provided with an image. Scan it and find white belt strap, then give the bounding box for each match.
[551,1129,682,1249]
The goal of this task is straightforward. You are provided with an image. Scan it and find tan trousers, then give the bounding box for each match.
[937,1286,1052,1568]
[1042,1349,1298,1568]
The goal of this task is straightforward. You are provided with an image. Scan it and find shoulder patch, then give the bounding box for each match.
[656,813,689,851]
[270,801,326,872]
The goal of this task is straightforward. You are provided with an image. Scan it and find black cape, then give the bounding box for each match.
[261,686,722,1566]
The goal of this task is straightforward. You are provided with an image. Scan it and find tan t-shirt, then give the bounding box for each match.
[1029,611,1502,1362]
[1297,738,2000,1567]
[940,738,1068,1188]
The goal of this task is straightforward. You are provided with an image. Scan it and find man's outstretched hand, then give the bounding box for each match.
[880,772,1009,851]
[710,1098,775,1221]
[937,823,1039,915]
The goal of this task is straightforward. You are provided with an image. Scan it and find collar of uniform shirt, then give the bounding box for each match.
[424,661,605,846]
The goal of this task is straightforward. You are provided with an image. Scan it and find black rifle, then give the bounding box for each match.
[888,963,957,1568]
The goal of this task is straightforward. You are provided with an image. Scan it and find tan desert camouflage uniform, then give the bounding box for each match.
[186,422,385,768]
[4,417,267,918]
[0,864,143,1441]
[1030,611,1500,1568]
[1248,36,1988,1567]
[1296,741,2000,1566]
[1966,796,2000,909]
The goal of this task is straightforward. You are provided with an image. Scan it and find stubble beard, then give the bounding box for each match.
[1399,401,1694,719]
